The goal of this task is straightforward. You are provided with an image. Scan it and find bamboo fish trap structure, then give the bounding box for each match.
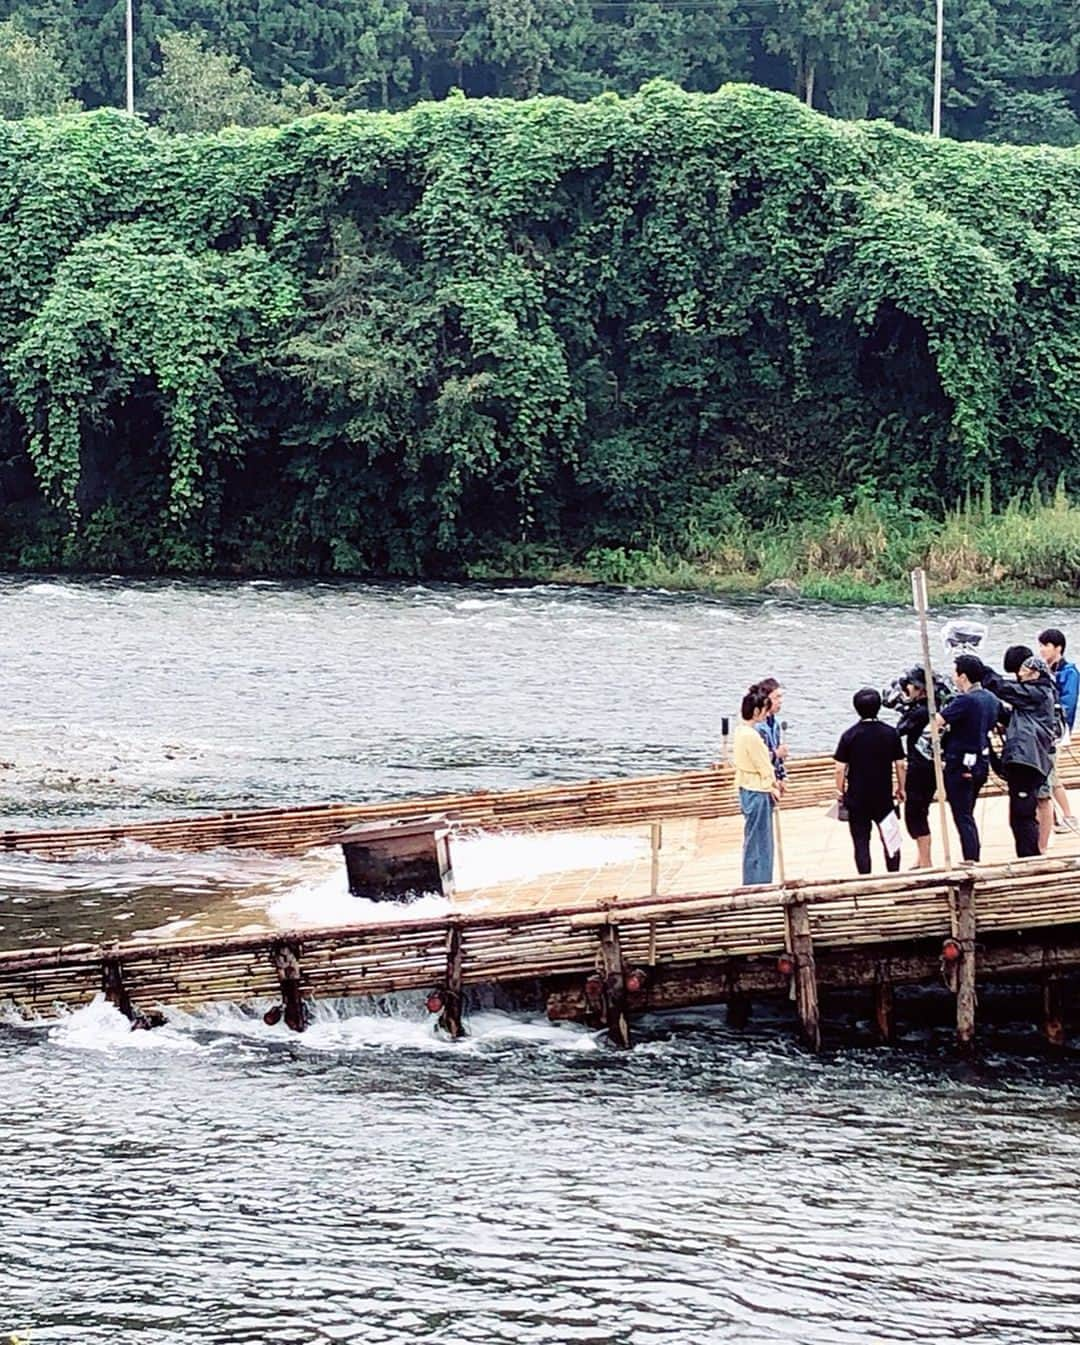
[4,747,1080,1049]
[2,850,1079,1051]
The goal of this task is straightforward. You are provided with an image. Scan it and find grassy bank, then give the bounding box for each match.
[469,489,1080,606]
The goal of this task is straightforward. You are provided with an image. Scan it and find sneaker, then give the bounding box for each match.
[1055,816,1080,835]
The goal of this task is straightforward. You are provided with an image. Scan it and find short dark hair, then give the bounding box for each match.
[1004,644,1033,674]
[1039,628,1066,654]
[753,677,779,696]
[741,690,768,720]
[955,654,985,683]
[853,687,881,718]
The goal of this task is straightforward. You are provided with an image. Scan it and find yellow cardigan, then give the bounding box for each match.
[733,721,776,793]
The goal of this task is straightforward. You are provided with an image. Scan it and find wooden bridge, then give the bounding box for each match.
[2,755,1079,1049]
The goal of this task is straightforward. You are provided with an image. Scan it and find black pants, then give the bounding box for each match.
[848,809,902,875]
[944,759,988,862]
[1005,764,1044,858]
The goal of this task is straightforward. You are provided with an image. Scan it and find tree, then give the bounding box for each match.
[986,90,1080,147]
[0,17,79,118]
[143,28,288,132]
[945,0,1080,142]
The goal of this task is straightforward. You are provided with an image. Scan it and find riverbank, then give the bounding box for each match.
[4,489,1079,609]
[469,491,1080,607]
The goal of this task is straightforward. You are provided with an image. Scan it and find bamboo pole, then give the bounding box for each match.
[911,567,952,869]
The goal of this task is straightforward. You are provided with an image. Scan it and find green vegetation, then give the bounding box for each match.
[545,489,1080,604]
[2,83,1080,598]
[2,1,1079,146]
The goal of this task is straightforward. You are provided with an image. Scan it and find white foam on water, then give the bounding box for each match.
[44,995,203,1054]
[255,829,644,927]
[15,995,598,1058]
[259,854,453,927]
[452,828,647,888]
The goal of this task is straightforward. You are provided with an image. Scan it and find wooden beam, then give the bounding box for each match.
[271,943,308,1033]
[101,953,164,1030]
[954,881,977,1049]
[725,960,751,1029]
[102,954,134,1022]
[598,923,630,1048]
[547,933,1080,1022]
[438,925,466,1040]
[1042,948,1065,1048]
[789,901,821,1051]
[873,962,895,1044]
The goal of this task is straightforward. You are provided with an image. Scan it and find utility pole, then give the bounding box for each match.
[932,0,944,137]
[126,0,135,114]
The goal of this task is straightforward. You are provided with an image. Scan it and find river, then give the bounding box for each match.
[2,577,1078,1344]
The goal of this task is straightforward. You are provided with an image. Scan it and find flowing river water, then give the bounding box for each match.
[2,576,1079,1343]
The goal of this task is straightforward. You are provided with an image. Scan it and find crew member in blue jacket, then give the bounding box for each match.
[1037,627,1079,837]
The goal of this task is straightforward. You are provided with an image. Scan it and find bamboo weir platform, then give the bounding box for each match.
[3,753,1080,1049]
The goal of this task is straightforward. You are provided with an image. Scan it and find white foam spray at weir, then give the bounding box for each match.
[31,994,597,1057]
[45,995,203,1054]
[247,1003,598,1055]
[452,828,648,889]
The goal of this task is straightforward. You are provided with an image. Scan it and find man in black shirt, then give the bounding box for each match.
[893,668,937,868]
[834,688,907,874]
[936,654,1001,862]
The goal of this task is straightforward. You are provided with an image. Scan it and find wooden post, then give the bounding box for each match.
[911,568,952,869]
[271,943,308,1033]
[649,823,662,898]
[598,922,630,1049]
[438,925,466,1040]
[726,961,751,1029]
[788,900,821,1051]
[954,880,976,1048]
[1042,949,1065,1048]
[873,962,895,1044]
[102,953,134,1022]
[102,952,163,1030]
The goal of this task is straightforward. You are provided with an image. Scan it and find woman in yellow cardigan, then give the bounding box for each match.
[733,689,782,885]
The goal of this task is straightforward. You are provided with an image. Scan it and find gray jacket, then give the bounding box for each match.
[982,668,1057,779]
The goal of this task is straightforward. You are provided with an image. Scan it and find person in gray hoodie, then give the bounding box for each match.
[983,647,1058,857]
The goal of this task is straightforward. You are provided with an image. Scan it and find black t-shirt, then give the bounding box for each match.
[834,718,904,816]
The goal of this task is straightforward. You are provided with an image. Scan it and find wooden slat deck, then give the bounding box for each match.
[5,751,1080,858]
[456,788,1080,913]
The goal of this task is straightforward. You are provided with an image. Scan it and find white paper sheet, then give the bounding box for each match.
[877,809,902,858]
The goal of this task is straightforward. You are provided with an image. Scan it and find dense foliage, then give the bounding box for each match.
[3,0,1080,146]
[2,84,1080,577]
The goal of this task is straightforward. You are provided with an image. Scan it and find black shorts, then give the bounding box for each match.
[904,759,935,839]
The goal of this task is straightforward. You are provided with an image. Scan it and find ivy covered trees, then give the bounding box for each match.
[2,84,1080,575]
[1,0,1079,146]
